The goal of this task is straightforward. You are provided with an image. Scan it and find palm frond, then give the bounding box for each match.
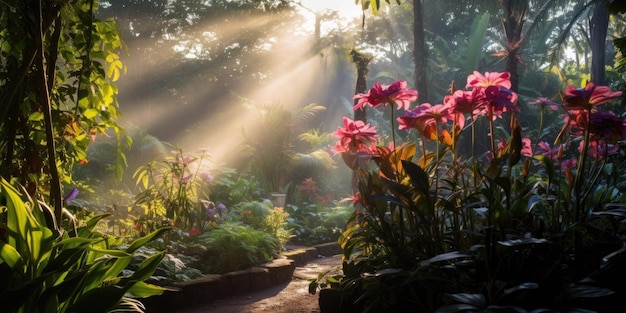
[293,149,335,170]
[298,129,335,146]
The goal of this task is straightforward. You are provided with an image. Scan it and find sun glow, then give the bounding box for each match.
[297,0,363,18]
[113,2,358,166]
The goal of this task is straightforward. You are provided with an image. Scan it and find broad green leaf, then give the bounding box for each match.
[129,251,165,282]
[445,293,485,307]
[125,227,171,253]
[83,108,98,119]
[464,12,490,73]
[68,284,129,313]
[127,281,169,298]
[0,241,23,268]
[402,160,430,197]
[88,246,132,258]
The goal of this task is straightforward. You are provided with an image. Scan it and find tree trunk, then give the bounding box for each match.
[501,0,525,93]
[590,0,609,85]
[350,49,372,122]
[413,0,429,102]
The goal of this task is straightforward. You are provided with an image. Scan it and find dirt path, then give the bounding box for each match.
[175,255,343,313]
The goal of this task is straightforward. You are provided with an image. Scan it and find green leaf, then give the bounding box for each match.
[126,281,169,298]
[28,112,44,121]
[125,227,171,253]
[445,293,485,307]
[0,241,23,268]
[83,108,98,119]
[464,12,490,73]
[68,284,129,313]
[402,160,430,197]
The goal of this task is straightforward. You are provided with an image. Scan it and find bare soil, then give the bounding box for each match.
[174,255,343,313]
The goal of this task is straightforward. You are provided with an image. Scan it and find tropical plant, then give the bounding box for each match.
[0,0,129,221]
[313,72,626,312]
[240,102,329,194]
[132,147,220,233]
[191,222,280,274]
[0,178,170,313]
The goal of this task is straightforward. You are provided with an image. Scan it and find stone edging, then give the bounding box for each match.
[142,242,341,312]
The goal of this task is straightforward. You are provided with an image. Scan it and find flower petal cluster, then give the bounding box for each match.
[447,71,518,120]
[466,71,512,89]
[562,82,623,111]
[332,116,380,154]
[397,103,452,139]
[445,88,486,116]
[529,97,559,111]
[354,80,418,111]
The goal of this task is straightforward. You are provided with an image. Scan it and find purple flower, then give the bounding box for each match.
[208,208,217,217]
[217,203,227,211]
[63,186,79,201]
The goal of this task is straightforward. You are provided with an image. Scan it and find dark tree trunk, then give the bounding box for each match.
[413,0,429,102]
[350,49,372,122]
[590,0,609,85]
[501,0,525,93]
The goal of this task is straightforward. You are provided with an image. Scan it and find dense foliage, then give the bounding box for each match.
[311,72,626,312]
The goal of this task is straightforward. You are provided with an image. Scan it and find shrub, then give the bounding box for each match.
[0,178,169,313]
[313,74,626,312]
[192,223,279,274]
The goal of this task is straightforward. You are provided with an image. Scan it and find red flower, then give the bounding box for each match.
[189,228,201,236]
[332,117,380,154]
[562,82,622,111]
[354,80,418,111]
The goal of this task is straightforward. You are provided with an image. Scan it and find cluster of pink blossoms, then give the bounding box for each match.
[333,71,625,163]
[561,82,624,159]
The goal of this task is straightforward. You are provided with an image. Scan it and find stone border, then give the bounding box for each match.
[142,242,341,312]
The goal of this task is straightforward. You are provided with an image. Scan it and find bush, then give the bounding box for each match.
[191,223,279,274]
[286,204,352,246]
[0,178,169,313]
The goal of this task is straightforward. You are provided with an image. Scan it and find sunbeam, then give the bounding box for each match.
[112,2,355,166]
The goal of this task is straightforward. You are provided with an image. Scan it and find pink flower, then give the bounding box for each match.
[561,158,577,170]
[463,71,518,119]
[466,71,512,89]
[588,111,626,143]
[198,172,214,183]
[397,103,453,140]
[562,82,622,111]
[529,97,559,111]
[178,155,195,164]
[567,110,626,143]
[444,88,487,117]
[495,137,532,158]
[332,117,380,154]
[536,141,560,160]
[580,140,620,160]
[521,137,533,157]
[483,85,519,118]
[354,80,418,111]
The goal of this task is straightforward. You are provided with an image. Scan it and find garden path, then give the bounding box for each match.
[174,255,343,313]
